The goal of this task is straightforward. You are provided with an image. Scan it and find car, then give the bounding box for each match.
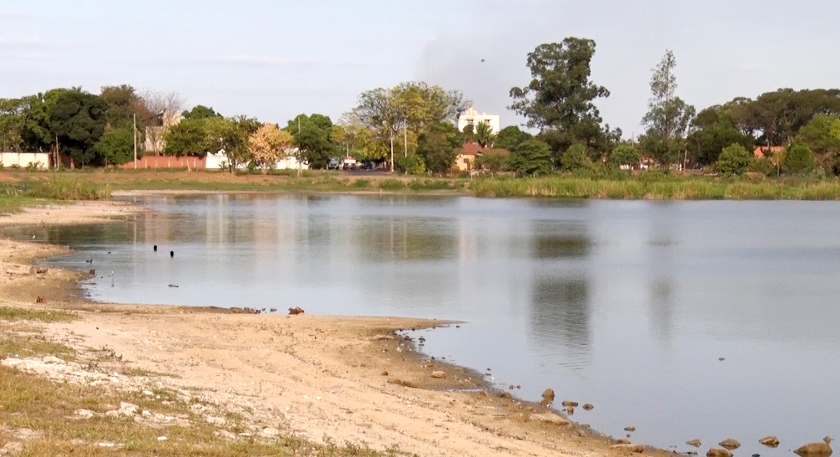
[327,159,340,170]
[359,161,374,171]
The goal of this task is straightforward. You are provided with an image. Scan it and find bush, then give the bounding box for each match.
[31,176,111,200]
[783,143,815,174]
[716,143,753,175]
[560,143,592,171]
[396,155,426,175]
[507,139,552,177]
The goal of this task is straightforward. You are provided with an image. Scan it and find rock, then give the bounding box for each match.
[566,406,574,415]
[611,444,644,453]
[260,427,280,437]
[686,439,702,447]
[624,425,636,432]
[706,448,732,457]
[370,335,395,341]
[496,391,512,399]
[430,370,446,379]
[561,400,578,407]
[214,430,237,440]
[616,438,632,444]
[269,308,277,313]
[381,371,389,376]
[30,265,49,274]
[387,378,417,388]
[206,416,226,426]
[794,439,833,456]
[41,356,62,364]
[36,296,46,303]
[157,436,167,441]
[582,403,593,410]
[143,390,154,396]
[758,436,779,448]
[288,307,305,315]
[541,388,555,405]
[74,409,95,419]
[719,439,741,450]
[530,412,570,426]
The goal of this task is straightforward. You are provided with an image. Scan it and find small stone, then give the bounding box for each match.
[561,400,578,407]
[794,439,833,456]
[719,439,740,450]
[541,388,555,405]
[381,371,389,376]
[260,427,279,437]
[686,439,702,447]
[143,390,154,396]
[624,425,636,432]
[582,403,593,410]
[758,436,779,448]
[616,438,632,444]
[530,412,570,426]
[430,370,446,379]
[157,436,167,441]
[706,448,733,457]
[74,409,95,419]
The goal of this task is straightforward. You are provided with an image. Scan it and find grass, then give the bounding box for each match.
[30,175,111,200]
[0,307,400,456]
[0,306,78,323]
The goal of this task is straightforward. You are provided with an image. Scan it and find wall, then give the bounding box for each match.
[120,156,206,170]
[0,152,52,169]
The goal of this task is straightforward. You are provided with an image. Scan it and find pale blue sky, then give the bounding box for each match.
[2,0,838,136]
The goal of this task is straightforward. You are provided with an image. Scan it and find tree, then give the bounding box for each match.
[560,143,592,171]
[609,143,640,168]
[48,90,108,167]
[796,114,840,174]
[204,116,257,173]
[782,143,815,174]
[416,121,462,174]
[461,124,476,143]
[139,90,185,155]
[494,126,532,150]
[182,105,221,120]
[475,121,495,148]
[164,118,210,157]
[506,139,552,177]
[686,113,754,166]
[475,149,508,174]
[249,124,293,174]
[100,85,142,128]
[510,38,609,132]
[716,143,753,175]
[93,127,134,165]
[287,113,338,169]
[641,50,696,166]
[332,114,389,161]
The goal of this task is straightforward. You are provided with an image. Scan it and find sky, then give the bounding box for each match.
[2,0,839,137]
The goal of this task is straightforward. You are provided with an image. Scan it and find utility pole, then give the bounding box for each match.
[133,113,137,169]
[404,125,407,158]
[390,133,394,172]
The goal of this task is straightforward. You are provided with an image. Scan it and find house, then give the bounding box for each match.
[454,142,481,172]
[457,107,500,134]
[144,110,182,155]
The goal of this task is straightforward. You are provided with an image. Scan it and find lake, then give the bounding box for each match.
[7,194,840,455]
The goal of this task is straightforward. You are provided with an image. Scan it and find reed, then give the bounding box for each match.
[31,175,111,200]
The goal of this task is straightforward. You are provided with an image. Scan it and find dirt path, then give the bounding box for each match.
[1,203,668,457]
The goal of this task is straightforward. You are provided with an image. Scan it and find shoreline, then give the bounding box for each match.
[1,201,671,456]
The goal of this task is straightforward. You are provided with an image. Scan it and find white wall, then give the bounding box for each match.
[0,152,51,169]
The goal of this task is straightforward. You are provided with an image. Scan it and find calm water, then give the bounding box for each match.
[6,194,840,455]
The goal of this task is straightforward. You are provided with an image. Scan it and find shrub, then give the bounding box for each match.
[783,143,815,174]
[31,176,111,200]
[716,143,753,175]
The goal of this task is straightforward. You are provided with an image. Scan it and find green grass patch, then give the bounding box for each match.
[0,333,76,361]
[28,175,111,200]
[0,306,77,323]
[377,179,405,190]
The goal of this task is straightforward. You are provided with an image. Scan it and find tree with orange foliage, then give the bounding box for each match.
[249,123,293,174]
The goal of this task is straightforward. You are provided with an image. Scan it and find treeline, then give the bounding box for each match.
[2,37,839,177]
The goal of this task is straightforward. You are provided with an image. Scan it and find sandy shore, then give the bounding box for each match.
[1,202,669,456]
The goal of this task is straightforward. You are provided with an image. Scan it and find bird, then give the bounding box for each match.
[153,245,158,252]
[169,250,174,258]
[85,258,93,263]
[480,59,485,63]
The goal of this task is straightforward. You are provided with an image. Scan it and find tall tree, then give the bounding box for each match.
[509,38,617,163]
[796,114,840,174]
[163,118,210,157]
[204,116,258,173]
[249,123,294,174]
[48,90,108,167]
[182,105,221,120]
[100,85,141,128]
[494,125,532,150]
[416,121,462,174]
[93,127,134,165]
[506,139,552,177]
[641,50,696,166]
[287,113,338,169]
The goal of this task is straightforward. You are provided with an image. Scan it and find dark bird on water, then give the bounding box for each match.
[170,250,174,258]
[154,245,158,252]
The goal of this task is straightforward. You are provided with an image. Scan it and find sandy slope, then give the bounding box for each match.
[1,203,669,457]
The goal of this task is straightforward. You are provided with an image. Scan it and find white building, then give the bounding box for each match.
[0,151,52,169]
[457,107,500,135]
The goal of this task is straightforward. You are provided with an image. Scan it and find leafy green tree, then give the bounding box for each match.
[461,124,476,143]
[475,121,495,148]
[48,90,108,167]
[796,114,840,174]
[560,143,592,171]
[100,85,141,128]
[641,50,695,166]
[396,154,426,175]
[494,125,532,150]
[609,143,640,168]
[716,143,753,175]
[287,113,338,169]
[93,127,134,165]
[182,105,221,120]
[475,149,508,173]
[507,139,552,177]
[782,143,815,174]
[205,116,258,173]
[0,98,26,151]
[164,118,210,157]
[686,115,754,166]
[416,121,462,174]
